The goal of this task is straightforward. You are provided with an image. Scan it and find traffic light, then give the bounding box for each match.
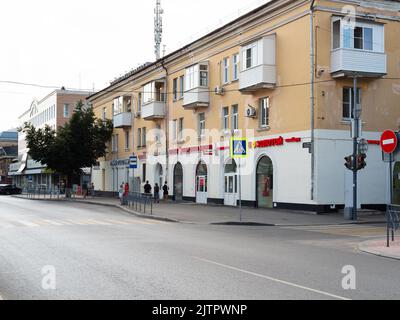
[344,156,353,171]
[357,154,367,171]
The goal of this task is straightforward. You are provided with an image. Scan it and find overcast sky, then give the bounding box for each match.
[0,0,269,132]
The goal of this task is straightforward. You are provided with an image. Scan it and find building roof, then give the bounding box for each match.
[0,131,18,142]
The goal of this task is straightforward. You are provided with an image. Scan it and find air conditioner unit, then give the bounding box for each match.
[215,86,225,96]
[246,105,257,118]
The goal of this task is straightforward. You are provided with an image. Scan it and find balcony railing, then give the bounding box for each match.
[331,48,387,78]
[113,112,132,128]
[142,101,166,120]
[183,87,210,109]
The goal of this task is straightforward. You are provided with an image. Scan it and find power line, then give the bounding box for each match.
[0,80,92,92]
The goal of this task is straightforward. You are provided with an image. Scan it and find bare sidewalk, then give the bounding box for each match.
[14,194,386,227]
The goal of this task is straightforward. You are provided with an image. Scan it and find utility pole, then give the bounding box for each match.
[154,0,163,61]
[352,74,361,221]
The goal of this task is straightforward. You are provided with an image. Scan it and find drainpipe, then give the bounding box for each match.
[310,0,316,201]
[161,59,169,185]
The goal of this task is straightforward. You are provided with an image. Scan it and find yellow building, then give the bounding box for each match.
[88,0,400,213]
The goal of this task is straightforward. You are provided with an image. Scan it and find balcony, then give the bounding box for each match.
[331,48,387,78]
[113,112,132,128]
[183,87,210,109]
[239,34,276,93]
[142,101,166,120]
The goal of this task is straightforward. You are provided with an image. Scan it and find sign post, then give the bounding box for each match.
[231,138,248,222]
[129,156,138,193]
[380,130,398,248]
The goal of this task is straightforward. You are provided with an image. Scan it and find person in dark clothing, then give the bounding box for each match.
[82,182,88,199]
[144,181,152,195]
[154,183,160,203]
[162,182,169,202]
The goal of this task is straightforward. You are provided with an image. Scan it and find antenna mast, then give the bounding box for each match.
[154,0,163,60]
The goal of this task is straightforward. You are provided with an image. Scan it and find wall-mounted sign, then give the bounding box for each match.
[254,137,284,149]
[111,159,130,167]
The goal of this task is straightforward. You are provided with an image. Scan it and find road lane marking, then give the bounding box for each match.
[103,219,131,225]
[193,257,351,301]
[40,220,65,226]
[85,219,113,226]
[17,220,40,228]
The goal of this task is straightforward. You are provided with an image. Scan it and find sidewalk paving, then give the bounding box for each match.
[359,239,400,260]
[40,195,386,227]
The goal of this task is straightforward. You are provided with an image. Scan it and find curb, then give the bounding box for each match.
[9,196,386,228]
[69,199,181,224]
[210,222,276,227]
[359,240,400,261]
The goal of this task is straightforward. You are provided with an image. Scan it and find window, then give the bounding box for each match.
[232,54,239,80]
[173,78,178,101]
[143,82,155,104]
[198,113,206,138]
[172,120,177,141]
[113,97,123,115]
[125,131,130,150]
[124,96,132,113]
[155,124,161,143]
[142,127,147,147]
[102,107,107,122]
[63,104,70,118]
[343,25,373,51]
[178,118,184,141]
[232,105,239,131]
[142,163,147,182]
[260,98,270,128]
[343,87,361,120]
[185,63,208,91]
[179,76,184,98]
[242,42,258,71]
[223,58,230,84]
[137,128,142,148]
[222,107,229,132]
[138,93,142,112]
[332,20,340,49]
[112,134,118,153]
[199,64,208,87]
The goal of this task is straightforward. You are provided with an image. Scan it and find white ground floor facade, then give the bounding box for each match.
[92,129,391,213]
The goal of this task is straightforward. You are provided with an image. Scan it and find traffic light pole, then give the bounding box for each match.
[352,75,359,221]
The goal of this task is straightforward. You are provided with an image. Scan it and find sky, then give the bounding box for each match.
[0,0,270,132]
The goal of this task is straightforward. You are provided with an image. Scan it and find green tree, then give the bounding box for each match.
[22,101,113,193]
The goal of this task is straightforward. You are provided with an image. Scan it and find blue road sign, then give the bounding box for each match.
[129,156,138,169]
[231,138,248,158]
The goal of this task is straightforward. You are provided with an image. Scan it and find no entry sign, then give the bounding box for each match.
[380,130,398,154]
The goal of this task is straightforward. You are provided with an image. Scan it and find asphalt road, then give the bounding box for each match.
[0,196,398,300]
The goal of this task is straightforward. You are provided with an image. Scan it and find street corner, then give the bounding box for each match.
[359,238,400,261]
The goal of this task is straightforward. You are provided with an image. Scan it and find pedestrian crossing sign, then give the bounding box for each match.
[231,138,248,158]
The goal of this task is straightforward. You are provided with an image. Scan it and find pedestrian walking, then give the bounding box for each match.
[162,182,169,202]
[119,182,124,205]
[154,183,160,203]
[90,182,95,197]
[144,181,152,197]
[124,182,129,197]
[82,182,88,199]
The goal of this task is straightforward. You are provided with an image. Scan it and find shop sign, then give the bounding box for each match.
[111,159,130,167]
[254,137,284,149]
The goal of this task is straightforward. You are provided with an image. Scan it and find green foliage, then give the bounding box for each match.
[23,101,113,180]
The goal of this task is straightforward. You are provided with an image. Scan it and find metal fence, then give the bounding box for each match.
[21,187,97,200]
[126,192,154,215]
[387,205,400,246]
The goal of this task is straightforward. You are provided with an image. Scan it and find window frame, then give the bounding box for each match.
[260,97,270,128]
[232,54,239,81]
[198,113,206,138]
